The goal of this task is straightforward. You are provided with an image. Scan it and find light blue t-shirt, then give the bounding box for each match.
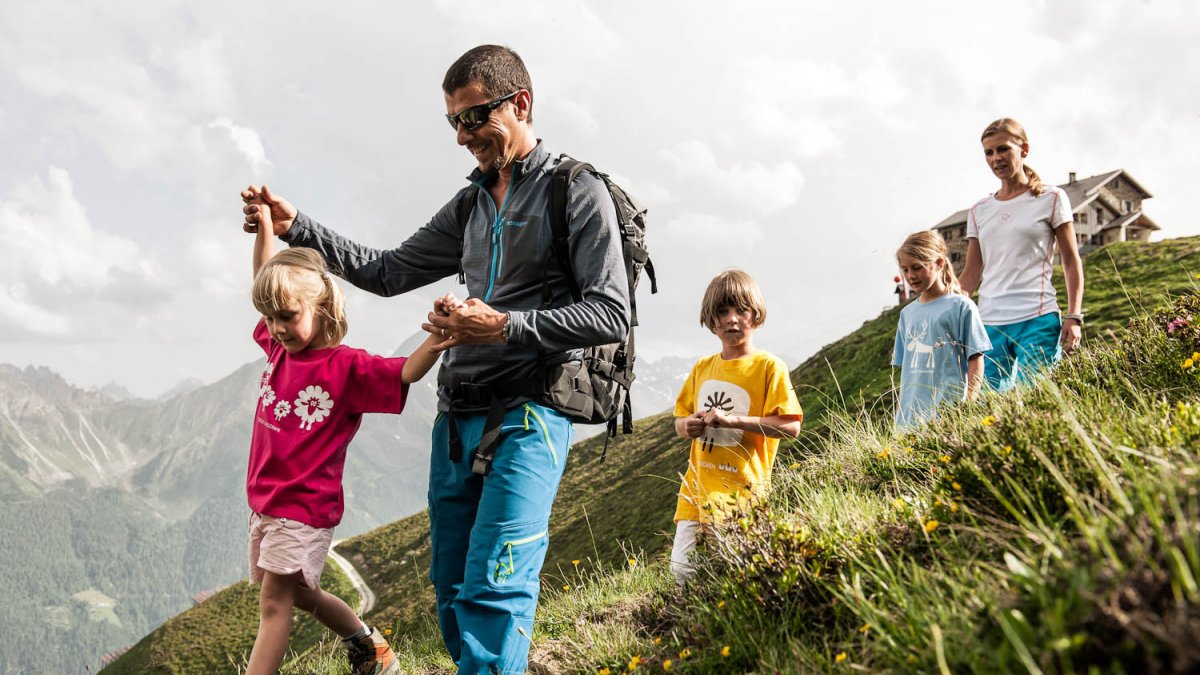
[892,293,992,429]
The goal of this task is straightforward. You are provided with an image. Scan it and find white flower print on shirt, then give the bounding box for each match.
[261,386,277,409]
[273,399,292,421]
[293,385,334,430]
[259,363,275,394]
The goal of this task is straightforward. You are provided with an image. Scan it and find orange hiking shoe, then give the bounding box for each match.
[345,628,400,675]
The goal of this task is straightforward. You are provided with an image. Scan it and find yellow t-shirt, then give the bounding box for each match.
[673,351,803,523]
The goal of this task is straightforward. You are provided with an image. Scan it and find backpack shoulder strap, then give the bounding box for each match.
[452,185,479,285]
[549,157,594,303]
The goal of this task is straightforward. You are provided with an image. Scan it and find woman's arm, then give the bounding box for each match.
[959,238,983,295]
[1054,221,1085,353]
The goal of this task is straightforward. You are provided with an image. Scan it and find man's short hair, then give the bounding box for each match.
[443,45,534,123]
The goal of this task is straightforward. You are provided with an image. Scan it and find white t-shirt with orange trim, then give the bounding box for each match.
[966,186,1072,325]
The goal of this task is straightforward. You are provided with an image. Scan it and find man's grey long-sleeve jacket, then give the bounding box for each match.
[281,141,631,413]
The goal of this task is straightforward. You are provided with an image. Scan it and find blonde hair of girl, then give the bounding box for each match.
[699,269,767,332]
[981,117,1045,197]
[897,230,962,296]
[252,248,349,347]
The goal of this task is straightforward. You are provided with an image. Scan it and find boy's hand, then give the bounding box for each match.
[676,414,706,439]
[701,409,736,429]
[679,414,706,438]
[242,184,297,236]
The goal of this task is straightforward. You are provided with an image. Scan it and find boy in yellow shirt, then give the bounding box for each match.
[671,269,803,586]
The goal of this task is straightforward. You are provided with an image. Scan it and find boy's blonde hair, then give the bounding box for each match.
[700,269,767,332]
[252,248,348,347]
[897,230,961,296]
[981,117,1045,197]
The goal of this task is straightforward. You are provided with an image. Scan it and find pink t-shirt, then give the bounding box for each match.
[247,321,408,528]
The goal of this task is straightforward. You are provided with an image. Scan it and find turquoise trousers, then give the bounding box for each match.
[983,312,1063,392]
[428,402,573,674]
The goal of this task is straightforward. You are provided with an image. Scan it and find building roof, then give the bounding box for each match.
[932,169,1153,231]
[1099,209,1160,233]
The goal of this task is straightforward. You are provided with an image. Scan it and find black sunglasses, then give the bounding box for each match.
[445,91,520,131]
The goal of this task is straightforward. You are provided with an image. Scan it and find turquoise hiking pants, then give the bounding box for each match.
[428,402,573,674]
[983,312,1063,392]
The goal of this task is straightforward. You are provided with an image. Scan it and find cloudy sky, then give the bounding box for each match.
[2,0,1198,398]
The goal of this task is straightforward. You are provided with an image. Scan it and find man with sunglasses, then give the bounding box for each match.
[241,44,630,674]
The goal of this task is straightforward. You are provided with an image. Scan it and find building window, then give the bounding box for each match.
[1096,209,1104,225]
[950,252,961,263]
[1078,212,1088,224]
[1123,200,1132,213]
[1111,177,1120,189]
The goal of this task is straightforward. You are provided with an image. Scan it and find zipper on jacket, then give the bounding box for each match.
[483,179,516,302]
[524,403,559,467]
[494,530,547,583]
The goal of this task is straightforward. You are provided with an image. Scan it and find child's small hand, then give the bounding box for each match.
[701,409,736,429]
[434,292,464,317]
[680,415,706,438]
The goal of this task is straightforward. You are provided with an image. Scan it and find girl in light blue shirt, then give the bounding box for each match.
[892,231,992,429]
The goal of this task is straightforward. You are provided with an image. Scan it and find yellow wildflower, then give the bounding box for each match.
[678,648,691,659]
[1193,351,1200,361]
[599,669,611,675]
[904,445,914,453]
[949,501,959,513]
[934,497,943,507]
[893,498,905,509]
[562,585,570,591]
[981,415,996,427]
[572,559,581,567]
[790,462,802,470]
[717,600,726,609]
[653,637,661,645]
[628,558,638,568]
[952,481,962,491]
[662,660,673,671]
[628,655,644,670]
[859,623,871,634]
[924,519,940,533]
[835,652,848,663]
[939,455,951,464]
[384,628,393,636]
[1184,358,1195,369]
[1003,445,1013,455]
[721,645,731,657]
[878,447,891,459]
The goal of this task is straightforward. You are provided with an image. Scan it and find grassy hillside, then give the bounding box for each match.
[103,237,1200,673]
[789,236,1200,439]
[103,559,358,674]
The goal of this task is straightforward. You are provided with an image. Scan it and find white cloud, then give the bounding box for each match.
[660,140,805,215]
[0,168,165,341]
[208,117,272,180]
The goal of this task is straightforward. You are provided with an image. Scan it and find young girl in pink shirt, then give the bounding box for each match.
[244,192,444,675]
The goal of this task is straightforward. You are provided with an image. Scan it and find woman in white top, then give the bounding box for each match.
[959,118,1084,392]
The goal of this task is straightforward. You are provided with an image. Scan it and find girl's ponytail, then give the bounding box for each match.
[1023,165,1045,197]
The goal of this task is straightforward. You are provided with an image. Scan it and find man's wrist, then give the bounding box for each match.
[1064,312,1085,326]
[500,312,513,343]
